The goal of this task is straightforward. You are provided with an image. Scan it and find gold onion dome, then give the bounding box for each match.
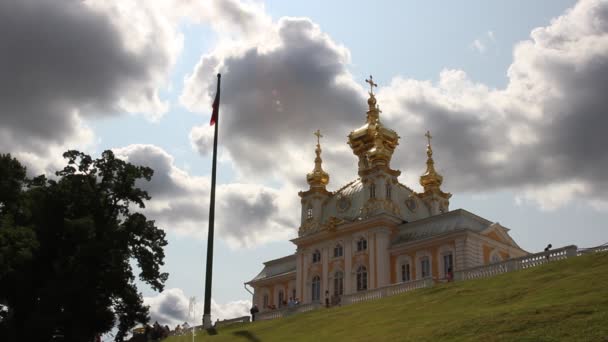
[348,75,400,174]
[420,130,450,198]
[306,130,330,188]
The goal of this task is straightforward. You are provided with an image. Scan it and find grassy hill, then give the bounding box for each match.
[167,252,608,342]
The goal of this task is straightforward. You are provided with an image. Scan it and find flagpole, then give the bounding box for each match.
[203,73,221,329]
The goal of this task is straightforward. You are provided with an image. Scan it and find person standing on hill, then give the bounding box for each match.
[250,304,259,322]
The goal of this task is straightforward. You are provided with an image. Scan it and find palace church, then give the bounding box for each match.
[246,77,527,310]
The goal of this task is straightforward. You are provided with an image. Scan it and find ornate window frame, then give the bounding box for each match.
[395,255,413,283]
[416,250,433,280]
[438,244,456,278]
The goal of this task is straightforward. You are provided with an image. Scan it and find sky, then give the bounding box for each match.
[3,0,608,328]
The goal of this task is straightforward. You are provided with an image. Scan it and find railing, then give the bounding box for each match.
[214,316,250,328]
[341,278,434,306]
[255,302,322,321]
[454,245,577,281]
[578,244,608,255]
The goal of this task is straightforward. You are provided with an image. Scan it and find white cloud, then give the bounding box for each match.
[113,144,298,247]
[144,288,250,327]
[471,39,486,53]
[0,0,182,175]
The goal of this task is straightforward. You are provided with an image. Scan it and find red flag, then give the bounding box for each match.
[210,74,221,126]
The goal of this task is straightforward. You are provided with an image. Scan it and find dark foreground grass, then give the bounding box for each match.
[167,252,608,342]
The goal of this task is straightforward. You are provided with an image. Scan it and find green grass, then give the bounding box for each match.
[167,252,608,342]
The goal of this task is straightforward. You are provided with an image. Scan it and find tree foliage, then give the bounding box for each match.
[0,151,168,341]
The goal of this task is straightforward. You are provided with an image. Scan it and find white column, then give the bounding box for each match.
[296,251,303,300]
[344,237,352,294]
[322,245,329,301]
[302,251,308,303]
[375,229,390,287]
[369,233,376,289]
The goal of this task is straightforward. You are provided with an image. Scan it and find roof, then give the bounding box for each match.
[391,209,494,245]
[247,254,296,284]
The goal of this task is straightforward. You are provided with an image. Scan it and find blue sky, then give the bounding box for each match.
[3,0,608,327]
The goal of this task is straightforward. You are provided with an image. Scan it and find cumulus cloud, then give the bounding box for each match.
[182,15,366,189]
[144,288,250,327]
[183,0,608,211]
[0,0,181,174]
[113,144,297,247]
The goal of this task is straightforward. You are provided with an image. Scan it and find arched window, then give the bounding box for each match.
[333,243,343,258]
[401,263,411,282]
[490,252,502,264]
[333,271,344,296]
[442,253,454,277]
[312,276,321,302]
[420,256,431,278]
[357,237,367,252]
[386,184,392,199]
[356,266,368,291]
[278,290,284,308]
[306,205,313,220]
[312,250,321,263]
[263,294,269,308]
[370,183,376,199]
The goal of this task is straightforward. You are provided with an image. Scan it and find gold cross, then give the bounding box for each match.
[365,75,378,95]
[425,130,432,146]
[314,129,323,145]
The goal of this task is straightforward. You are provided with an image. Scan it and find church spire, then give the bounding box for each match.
[420,130,443,191]
[419,130,451,214]
[365,75,380,124]
[306,129,330,189]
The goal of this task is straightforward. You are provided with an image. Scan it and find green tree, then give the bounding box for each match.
[0,151,168,341]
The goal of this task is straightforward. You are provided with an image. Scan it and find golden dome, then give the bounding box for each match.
[419,130,451,199]
[307,130,330,188]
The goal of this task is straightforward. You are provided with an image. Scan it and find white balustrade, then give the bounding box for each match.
[256,302,322,321]
[454,245,577,281]
[341,278,434,306]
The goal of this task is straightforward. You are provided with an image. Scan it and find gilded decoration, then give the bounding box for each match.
[348,75,400,175]
[419,130,452,200]
[306,130,330,190]
[405,195,418,212]
[336,195,351,212]
[360,198,400,218]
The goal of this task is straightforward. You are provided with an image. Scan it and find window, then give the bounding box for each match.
[312,276,321,302]
[333,243,343,258]
[306,205,313,220]
[491,253,502,264]
[278,290,284,308]
[333,271,344,296]
[420,256,431,278]
[386,184,392,199]
[370,183,376,199]
[312,250,321,263]
[443,253,453,277]
[357,237,367,252]
[292,288,296,300]
[263,294,269,308]
[356,266,368,291]
[401,263,411,282]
